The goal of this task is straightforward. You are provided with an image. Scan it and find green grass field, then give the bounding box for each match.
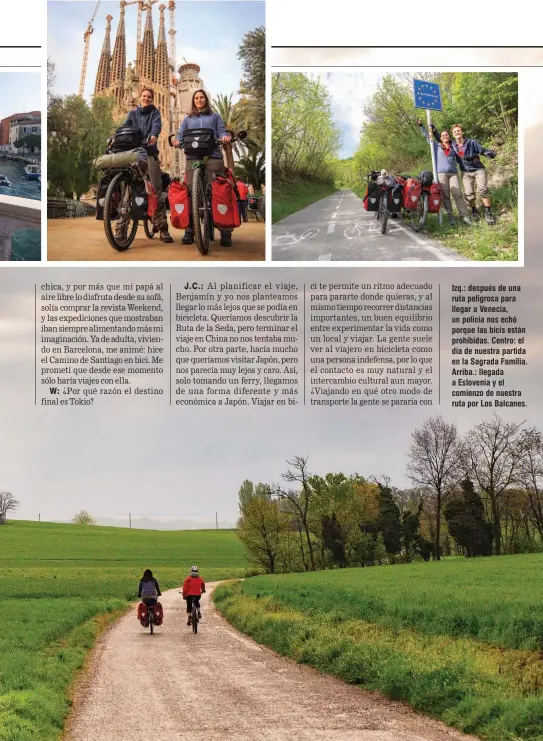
[272,177,338,223]
[1,520,247,741]
[214,555,543,741]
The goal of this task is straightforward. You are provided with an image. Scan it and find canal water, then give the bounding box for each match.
[0,157,41,261]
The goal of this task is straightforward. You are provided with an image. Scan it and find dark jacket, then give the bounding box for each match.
[451,137,495,172]
[138,578,161,599]
[123,105,162,156]
[418,123,460,175]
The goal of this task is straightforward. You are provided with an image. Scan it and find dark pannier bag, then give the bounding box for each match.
[96,172,118,221]
[131,179,148,221]
[388,181,404,213]
[363,181,380,211]
[111,125,144,153]
[183,128,216,159]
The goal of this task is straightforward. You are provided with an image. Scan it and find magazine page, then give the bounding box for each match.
[1,2,542,740]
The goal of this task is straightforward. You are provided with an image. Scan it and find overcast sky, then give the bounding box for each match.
[48,0,264,104]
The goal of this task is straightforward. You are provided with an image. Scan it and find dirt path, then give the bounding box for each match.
[64,585,479,741]
[47,218,265,261]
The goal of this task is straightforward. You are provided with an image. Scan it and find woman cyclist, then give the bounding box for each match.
[122,88,173,243]
[182,565,206,625]
[173,89,232,246]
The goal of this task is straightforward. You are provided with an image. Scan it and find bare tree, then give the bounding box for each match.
[519,429,543,542]
[0,492,19,524]
[274,456,316,571]
[407,416,463,560]
[464,416,529,555]
[72,510,96,526]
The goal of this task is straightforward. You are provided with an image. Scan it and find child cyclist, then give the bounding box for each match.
[182,565,206,625]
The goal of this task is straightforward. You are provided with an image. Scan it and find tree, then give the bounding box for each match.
[377,484,402,560]
[72,510,96,525]
[237,26,265,150]
[407,416,463,560]
[464,416,530,555]
[444,478,493,557]
[238,479,255,515]
[14,134,41,153]
[274,456,316,571]
[237,496,290,573]
[519,430,543,542]
[0,492,19,524]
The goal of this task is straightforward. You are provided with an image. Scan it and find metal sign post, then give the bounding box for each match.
[413,79,443,225]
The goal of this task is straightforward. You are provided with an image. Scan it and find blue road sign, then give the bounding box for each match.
[413,79,442,111]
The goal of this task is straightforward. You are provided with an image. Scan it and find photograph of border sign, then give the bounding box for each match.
[271,71,518,263]
[47,0,265,262]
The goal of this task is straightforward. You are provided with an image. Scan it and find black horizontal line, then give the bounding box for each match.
[0,46,41,48]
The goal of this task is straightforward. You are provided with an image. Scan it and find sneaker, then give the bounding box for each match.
[447,215,456,225]
[471,207,480,221]
[160,229,173,243]
[484,210,496,225]
[220,235,233,247]
[182,231,194,245]
[197,611,202,619]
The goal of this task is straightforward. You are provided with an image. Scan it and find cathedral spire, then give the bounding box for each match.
[140,4,155,83]
[155,4,169,88]
[110,1,127,86]
[94,14,112,94]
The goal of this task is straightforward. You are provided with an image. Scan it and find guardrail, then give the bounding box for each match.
[0,194,41,261]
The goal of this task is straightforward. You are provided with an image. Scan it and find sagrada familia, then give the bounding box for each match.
[93,2,205,177]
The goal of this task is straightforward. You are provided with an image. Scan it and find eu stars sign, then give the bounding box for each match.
[413,79,442,111]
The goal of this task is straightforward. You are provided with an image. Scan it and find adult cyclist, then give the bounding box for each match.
[182,565,206,625]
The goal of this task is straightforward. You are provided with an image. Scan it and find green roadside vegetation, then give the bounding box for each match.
[272,73,340,223]
[272,178,338,223]
[1,520,247,741]
[215,554,543,741]
[342,72,518,261]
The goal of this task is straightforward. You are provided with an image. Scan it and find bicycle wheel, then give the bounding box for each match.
[411,192,428,233]
[143,218,156,239]
[380,193,389,235]
[149,608,154,634]
[191,604,198,633]
[208,195,215,242]
[104,172,138,251]
[191,167,210,255]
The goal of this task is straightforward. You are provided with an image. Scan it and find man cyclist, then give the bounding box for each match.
[182,565,206,625]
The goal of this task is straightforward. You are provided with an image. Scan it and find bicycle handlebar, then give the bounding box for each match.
[167,130,248,148]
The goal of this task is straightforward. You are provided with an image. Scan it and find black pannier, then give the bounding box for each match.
[388,182,404,213]
[363,181,381,211]
[111,125,144,153]
[96,172,117,221]
[183,128,216,159]
[131,179,148,221]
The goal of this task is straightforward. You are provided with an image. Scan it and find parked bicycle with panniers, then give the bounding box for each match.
[403,170,442,232]
[94,126,160,251]
[168,128,248,255]
[363,170,403,234]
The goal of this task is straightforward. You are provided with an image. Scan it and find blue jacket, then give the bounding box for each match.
[451,137,494,172]
[123,105,162,156]
[418,123,459,175]
[177,111,227,159]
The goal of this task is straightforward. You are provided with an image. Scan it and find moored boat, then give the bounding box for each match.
[0,174,11,186]
[24,164,41,181]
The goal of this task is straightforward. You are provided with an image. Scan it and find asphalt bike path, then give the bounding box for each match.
[272,190,467,262]
[64,583,479,741]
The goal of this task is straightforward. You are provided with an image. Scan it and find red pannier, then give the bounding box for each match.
[403,177,422,210]
[211,169,241,229]
[137,602,148,624]
[153,602,164,625]
[168,179,191,229]
[145,178,158,219]
[137,601,164,625]
[427,182,442,213]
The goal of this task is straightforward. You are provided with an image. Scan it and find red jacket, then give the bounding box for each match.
[183,575,205,597]
[236,181,249,200]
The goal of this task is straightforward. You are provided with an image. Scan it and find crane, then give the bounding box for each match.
[168,1,176,72]
[79,0,101,97]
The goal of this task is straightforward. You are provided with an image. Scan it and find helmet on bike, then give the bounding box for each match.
[190,565,199,574]
[418,170,433,187]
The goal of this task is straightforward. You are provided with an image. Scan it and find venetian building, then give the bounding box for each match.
[92,1,209,176]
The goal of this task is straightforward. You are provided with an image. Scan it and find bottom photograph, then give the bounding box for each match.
[3,410,542,741]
